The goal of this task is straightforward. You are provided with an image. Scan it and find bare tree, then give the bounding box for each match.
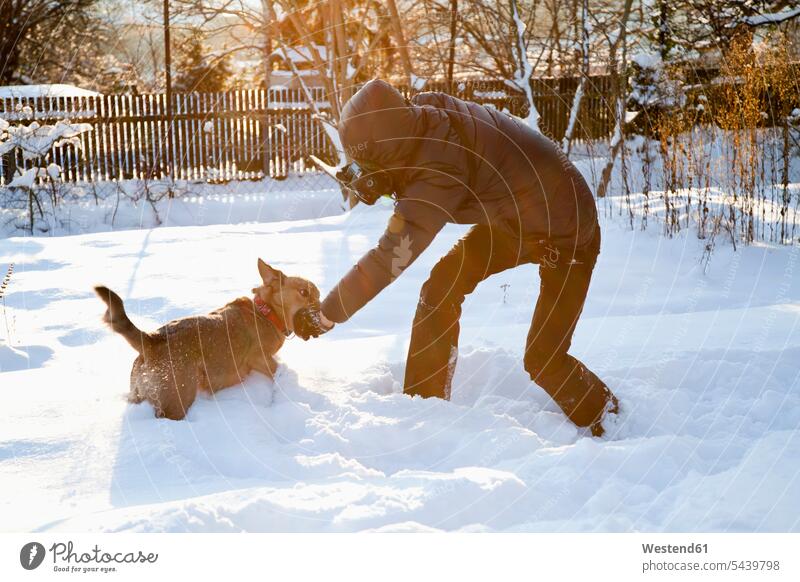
[446,0,459,91]
[386,0,417,87]
[404,0,460,82]
[596,0,634,198]
[562,0,590,154]
[509,0,541,131]
[0,0,101,85]
[261,0,277,88]
[660,0,800,59]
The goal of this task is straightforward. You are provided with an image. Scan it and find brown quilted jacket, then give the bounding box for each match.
[321,79,598,323]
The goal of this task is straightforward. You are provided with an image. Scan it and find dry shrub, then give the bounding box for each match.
[634,32,800,253]
[761,34,800,244]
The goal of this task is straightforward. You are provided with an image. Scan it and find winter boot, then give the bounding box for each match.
[536,359,619,436]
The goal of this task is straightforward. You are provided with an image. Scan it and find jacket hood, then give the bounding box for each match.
[338,79,426,169]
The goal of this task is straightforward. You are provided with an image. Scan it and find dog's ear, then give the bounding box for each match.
[258,258,285,286]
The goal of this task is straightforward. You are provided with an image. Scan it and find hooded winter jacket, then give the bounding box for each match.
[321,79,598,323]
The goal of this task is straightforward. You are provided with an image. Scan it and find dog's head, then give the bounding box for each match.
[252,258,324,340]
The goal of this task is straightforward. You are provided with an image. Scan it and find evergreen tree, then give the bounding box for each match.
[173,31,231,93]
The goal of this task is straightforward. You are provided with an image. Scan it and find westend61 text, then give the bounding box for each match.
[49,542,158,565]
[642,543,708,554]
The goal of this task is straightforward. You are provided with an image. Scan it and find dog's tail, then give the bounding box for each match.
[94,286,149,353]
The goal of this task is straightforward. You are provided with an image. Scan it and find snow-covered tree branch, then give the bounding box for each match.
[508,0,540,132]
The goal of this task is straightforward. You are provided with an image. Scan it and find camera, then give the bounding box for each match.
[335,160,394,205]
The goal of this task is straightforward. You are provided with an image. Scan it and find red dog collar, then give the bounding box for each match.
[253,295,291,337]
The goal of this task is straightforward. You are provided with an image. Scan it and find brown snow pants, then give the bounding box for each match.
[404,223,614,430]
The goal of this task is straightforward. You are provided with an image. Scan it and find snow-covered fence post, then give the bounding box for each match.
[0,116,9,184]
[508,0,540,132]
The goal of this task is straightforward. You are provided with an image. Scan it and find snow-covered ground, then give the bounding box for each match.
[1,190,799,532]
[0,175,342,237]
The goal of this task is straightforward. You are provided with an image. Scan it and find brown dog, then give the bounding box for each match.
[94,259,323,420]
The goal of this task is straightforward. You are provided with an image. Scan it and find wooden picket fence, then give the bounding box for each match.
[0,77,615,186]
[416,75,616,142]
[0,86,335,185]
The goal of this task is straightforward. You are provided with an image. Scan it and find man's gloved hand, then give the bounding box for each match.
[319,312,335,332]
